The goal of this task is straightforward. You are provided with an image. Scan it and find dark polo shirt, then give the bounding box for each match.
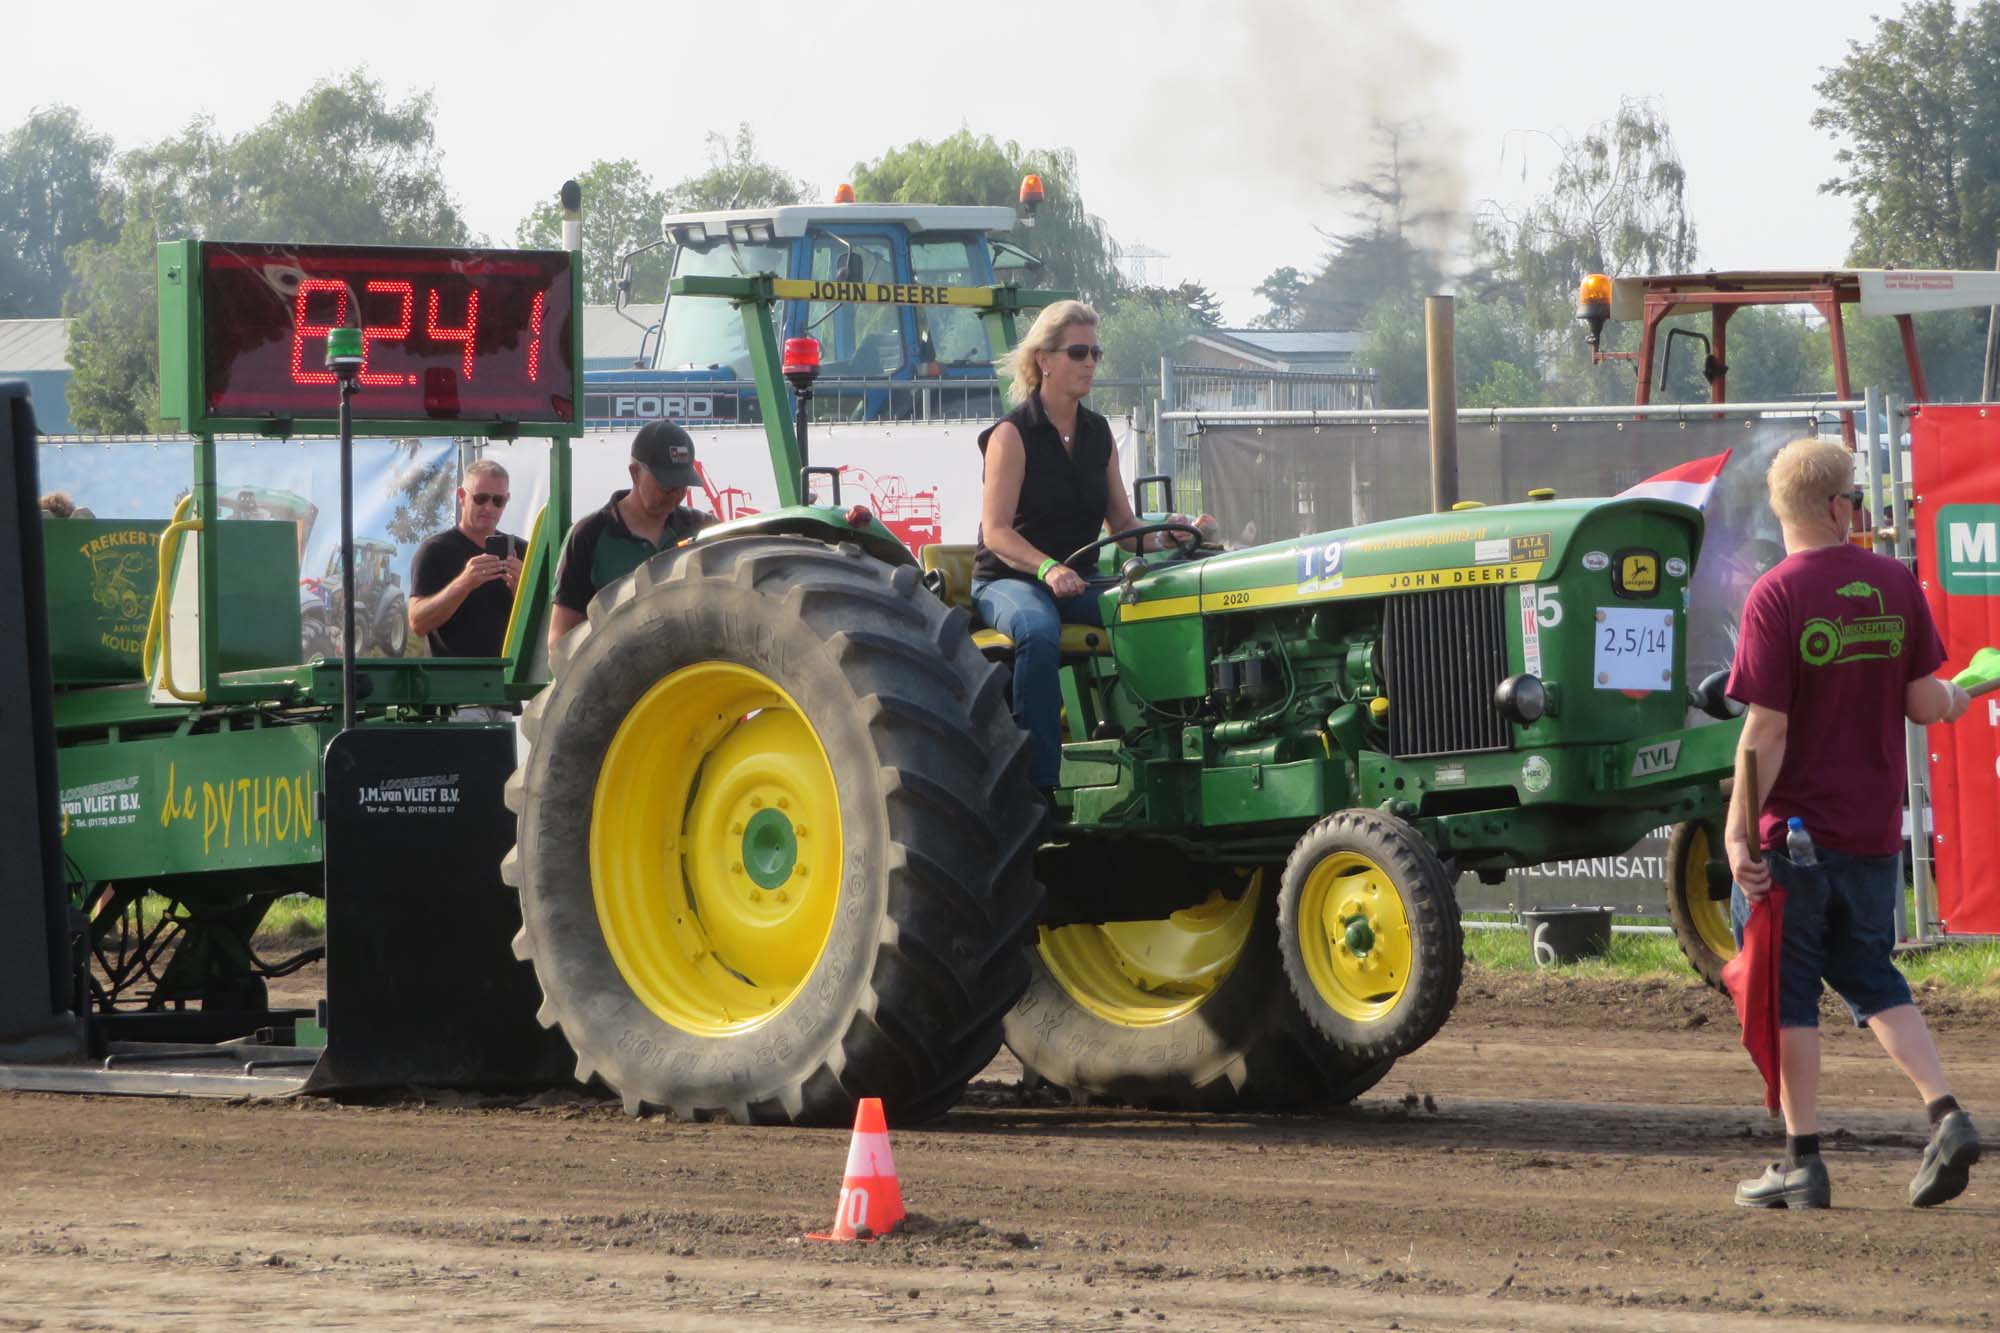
[554,489,710,613]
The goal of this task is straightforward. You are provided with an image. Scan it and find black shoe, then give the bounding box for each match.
[1910,1110,1981,1208]
[1735,1155,1831,1209]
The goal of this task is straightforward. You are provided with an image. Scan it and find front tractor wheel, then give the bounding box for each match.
[504,536,1045,1125]
[1003,868,1394,1111]
[1277,811,1463,1063]
[1665,818,1736,993]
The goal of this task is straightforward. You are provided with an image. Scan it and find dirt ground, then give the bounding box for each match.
[3,967,1997,1332]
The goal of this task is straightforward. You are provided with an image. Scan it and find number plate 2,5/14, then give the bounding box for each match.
[1593,607,1676,691]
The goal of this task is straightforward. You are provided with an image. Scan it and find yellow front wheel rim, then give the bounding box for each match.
[589,662,844,1035]
[1297,851,1412,1022]
[1683,824,1737,960]
[1038,877,1260,1028]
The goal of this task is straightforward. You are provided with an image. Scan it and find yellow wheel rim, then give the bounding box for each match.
[1684,824,1737,961]
[1037,876,1260,1028]
[1297,851,1412,1022]
[589,662,844,1035]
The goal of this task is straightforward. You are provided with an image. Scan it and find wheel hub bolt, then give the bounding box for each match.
[1344,915,1375,954]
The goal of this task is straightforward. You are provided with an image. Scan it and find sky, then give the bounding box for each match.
[13,0,1897,324]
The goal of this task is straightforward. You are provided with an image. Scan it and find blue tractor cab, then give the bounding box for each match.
[584,201,1033,427]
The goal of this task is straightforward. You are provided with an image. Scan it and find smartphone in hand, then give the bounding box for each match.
[484,534,510,558]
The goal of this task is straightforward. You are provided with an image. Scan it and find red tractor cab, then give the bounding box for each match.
[1577,268,2000,438]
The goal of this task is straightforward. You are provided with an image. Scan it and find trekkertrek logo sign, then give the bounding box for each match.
[1939,505,2000,595]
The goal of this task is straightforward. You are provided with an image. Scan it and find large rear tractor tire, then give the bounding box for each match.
[1003,868,1394,1111]
[504,536,1045,1126]
[1277,810,1463,1063]
[1666,818,1736,993]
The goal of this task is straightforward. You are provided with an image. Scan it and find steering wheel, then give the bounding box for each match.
[1062,521,1206,572]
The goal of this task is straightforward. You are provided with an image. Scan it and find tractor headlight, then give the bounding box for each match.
[1493,673,1547,725]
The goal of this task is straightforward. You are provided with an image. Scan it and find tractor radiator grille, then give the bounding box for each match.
[1381,585,1511,759]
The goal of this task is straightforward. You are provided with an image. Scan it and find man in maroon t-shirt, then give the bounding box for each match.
[1725,437,1976,1210]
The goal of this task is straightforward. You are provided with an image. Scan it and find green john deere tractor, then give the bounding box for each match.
[503,266,1742,1125]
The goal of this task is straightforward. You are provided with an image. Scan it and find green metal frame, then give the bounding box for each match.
[143,239,587,707]
[670,273,1071,508]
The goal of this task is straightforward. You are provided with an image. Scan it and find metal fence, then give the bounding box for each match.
[1158,363,1379,512]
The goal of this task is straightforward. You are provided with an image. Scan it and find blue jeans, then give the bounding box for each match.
[971,575,1110,789]
[1731,848,1913,1030]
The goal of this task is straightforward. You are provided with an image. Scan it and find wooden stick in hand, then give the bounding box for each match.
[1739,751,1762,866]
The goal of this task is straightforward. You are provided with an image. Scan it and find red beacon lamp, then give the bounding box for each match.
[782,336,824,496]
[782,335,821,392]
[1019,173,1044,227]
[832,182,856,204]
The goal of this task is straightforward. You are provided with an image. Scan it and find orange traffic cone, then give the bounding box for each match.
[806,1097,905,1242]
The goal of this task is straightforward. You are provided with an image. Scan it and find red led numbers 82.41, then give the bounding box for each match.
[200,243,574,427]
[288,281,537,387]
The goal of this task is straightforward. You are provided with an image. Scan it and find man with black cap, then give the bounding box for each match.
[549,420,716,648]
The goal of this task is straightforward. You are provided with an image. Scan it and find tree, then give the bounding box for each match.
[1124,281,1222,329]
[1718,307,1835,403]
[0,106,121,317]
[1812,1,2000,401]
[1846,308,1987,402]
[1813,0,2000,270]
[63,223,157,432]
[1098,297,1197,415]
[385,442,459,546]
[66,70,469,433]
[1251,266,1307,329]
[516,158,670,305]
[1471,97,1698,338]
[850,130,1122,306]
[1295,121,1453,331]
[668,124,806,213]
[1357,292,1543,410]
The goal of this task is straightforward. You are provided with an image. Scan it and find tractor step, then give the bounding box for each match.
[0,1041,319,1098]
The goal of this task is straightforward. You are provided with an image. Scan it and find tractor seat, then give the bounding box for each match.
[919,544,1112,657]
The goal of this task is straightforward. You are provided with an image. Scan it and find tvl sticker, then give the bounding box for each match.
[1630,739,1681,779]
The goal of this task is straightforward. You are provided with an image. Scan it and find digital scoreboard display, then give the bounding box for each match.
[188,242,577,432]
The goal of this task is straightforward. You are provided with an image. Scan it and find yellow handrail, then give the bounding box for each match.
[139,495,193,678]
[145,505,206,703]
[497,502,547,663]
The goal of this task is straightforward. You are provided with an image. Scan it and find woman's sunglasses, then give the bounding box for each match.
[470,492,509,508]
[1059,343,1105,363]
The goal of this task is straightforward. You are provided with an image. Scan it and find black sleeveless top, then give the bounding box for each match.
[972,392,1113,584]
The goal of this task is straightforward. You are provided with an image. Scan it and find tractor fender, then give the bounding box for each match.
[695,507,917,567]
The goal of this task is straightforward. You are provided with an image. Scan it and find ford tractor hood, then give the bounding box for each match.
[1114,497,1705,623]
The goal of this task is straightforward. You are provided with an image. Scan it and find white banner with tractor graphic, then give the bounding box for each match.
[490,420,1145,562]
[37,437,458,663]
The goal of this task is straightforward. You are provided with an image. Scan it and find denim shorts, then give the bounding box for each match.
[1732,849,1913,1029]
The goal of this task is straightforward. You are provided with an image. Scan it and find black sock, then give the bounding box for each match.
[1926,1094,1961,1126]
[1785,1133,1820,1165]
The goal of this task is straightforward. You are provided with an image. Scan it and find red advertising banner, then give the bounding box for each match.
[1910,405,2000,934]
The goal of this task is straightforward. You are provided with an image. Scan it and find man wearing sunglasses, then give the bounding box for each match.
[1726,437,1975,1211]
[409,458,527,658]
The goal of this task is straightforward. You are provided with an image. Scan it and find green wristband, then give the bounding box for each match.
[1036,557,1059,581]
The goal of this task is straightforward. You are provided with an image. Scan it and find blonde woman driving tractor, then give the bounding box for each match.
[972,299,1207,793]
